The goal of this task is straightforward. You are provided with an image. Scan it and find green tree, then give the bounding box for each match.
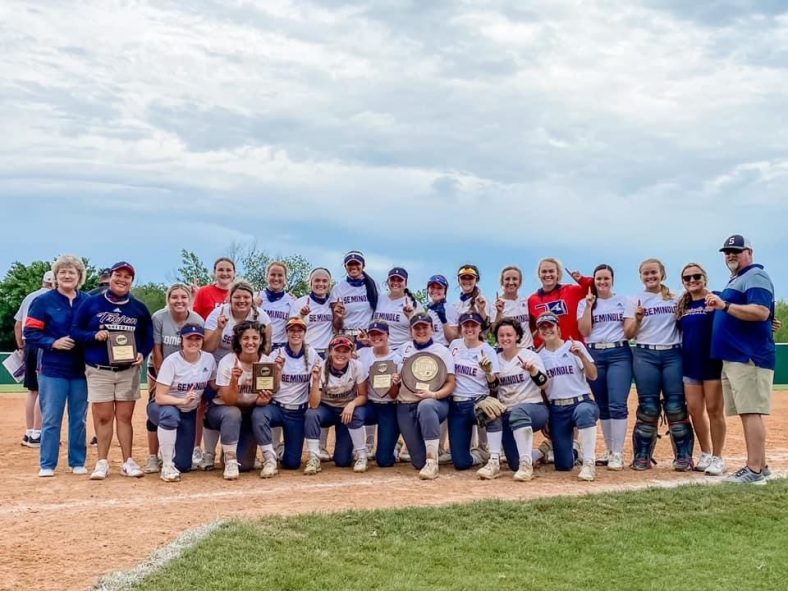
[132,282,168,314]
[176,249,211,286]
[235,243,312,297]
[774,300,788,343]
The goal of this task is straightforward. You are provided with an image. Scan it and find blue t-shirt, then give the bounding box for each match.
[711,264,775,369]
[23,289,89,379]
[678,297,722,381]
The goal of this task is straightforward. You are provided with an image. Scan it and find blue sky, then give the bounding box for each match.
[2,1,786,299]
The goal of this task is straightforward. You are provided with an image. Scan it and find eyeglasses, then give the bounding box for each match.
[682,273,704,282]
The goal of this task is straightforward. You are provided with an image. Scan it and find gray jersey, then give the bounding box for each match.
[152,308,205,360]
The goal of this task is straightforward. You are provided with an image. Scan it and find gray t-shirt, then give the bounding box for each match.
[152,308,204,360]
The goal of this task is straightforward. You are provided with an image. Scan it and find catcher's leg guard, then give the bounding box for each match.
[664,398,694,462]
[631,399,659,469]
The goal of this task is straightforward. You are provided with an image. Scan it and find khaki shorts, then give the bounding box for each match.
[721,360,773,416]
[86,365,141,403]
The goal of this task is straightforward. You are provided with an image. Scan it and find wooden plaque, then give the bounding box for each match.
[252,362,279,393]
[368,360,396,398]
[402,352,448,393]
[107,331,137,365]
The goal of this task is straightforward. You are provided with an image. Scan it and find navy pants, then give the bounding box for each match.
[487,402,549,471]
[305,403,364,468]
[448,399,483,471]
[204,404,257,471]
[396,398,449,470]
[147,402,197,473]
[251,403,306,470]
[548,399,599,471]
[363,402,400,467]
[588,345,633,420]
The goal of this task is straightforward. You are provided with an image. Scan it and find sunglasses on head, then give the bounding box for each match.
[682,273,704,282]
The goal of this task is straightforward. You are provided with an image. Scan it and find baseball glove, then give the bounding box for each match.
[474,396,506,427]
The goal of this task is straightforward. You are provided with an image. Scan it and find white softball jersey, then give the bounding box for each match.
[373,295,422,349]
[576,295,628,344]
[214,353,263,407]
[496,349,546,408]
[205,304,272,363]
[330,280,377,330]
[318,358,368,408]
[156,351,217,412]
[538,341,595,401]
[498,297,534,348]
[259,291,296,345]
[396,341,456,404]
[269,344,321,406]
[624,291,681,346]
[357,347,403,403]
[448,339,500,401]
[291,294,334,351]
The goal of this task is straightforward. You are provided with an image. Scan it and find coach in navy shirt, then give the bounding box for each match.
[706,235,775,486]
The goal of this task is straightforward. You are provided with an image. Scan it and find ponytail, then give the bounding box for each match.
[404,287,417,309]
[362,272,379,310]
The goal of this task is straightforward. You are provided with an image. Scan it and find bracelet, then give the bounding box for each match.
[724,302,731,313]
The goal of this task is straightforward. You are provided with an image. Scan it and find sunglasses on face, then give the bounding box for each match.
[682,273,704,282]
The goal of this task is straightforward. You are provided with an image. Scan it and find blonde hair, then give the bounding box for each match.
[266,261,289,281]
[166,283,192,303]
[676,262,708,318]
[52,255,86,289]
[536,258,564,283]
[639,258,673,301]
[499,266,523,287]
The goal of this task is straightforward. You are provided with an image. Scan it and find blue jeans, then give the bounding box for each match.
[362,402,400,467]
[487,402,549,471]
[147,402,197,473]
[251,403,306,470]
[588,345,633,420]
[631,347,693,461]
[305,403,365,467]
[448,399,483,471]
[548,399,599,471]
[396,398,449,470]
[38,375,88,470]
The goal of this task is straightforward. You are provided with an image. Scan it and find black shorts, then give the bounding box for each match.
[23,345,39,391]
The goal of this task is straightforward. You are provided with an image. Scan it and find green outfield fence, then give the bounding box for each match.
[3,347,788,386]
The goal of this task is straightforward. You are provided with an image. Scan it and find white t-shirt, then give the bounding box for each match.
[577,295,627,344]
[318,358,368,408]
[330,279,377,330]
[426,302,459,346]
[214,353,266,407]
[448,339,500,401]
[396,341,456,404]
[624,291,681,346]
[357,347,403,403]
[205,304,273,363]
[497,297,534,348]
[539,342,594,401]
[496,350,546,408]
[291,294,334,351]
[259,291,296,345]
[270,344,321,406]
[373,295,422,349]
[15,287,51,340]
[156,351,216,412]
[450,294,496,326]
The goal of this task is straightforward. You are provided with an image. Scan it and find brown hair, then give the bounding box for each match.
[676,262,708,319]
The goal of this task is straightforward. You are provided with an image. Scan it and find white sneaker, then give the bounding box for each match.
[578,461,596,481]
[694,452,713,472]
[191,447,203,469]
[607,452,624,471]
[276,443,285,461]
[68,466,88,475]
[160,463,181,482]
[144,454,162,474]
[260,458,279,479]
[353,455,368,473]
[596,450,610,466]
[304,455,322,475]
[223,458,240,480]
[38,468,55,477]
[538,440,554,464]
[477,458,501,480]
[419,458,439,480]
[318,447,332,462]
[400,450,412,463]
[704,456,726,476]
[90,459,110,480]
[121,458,144,478]
[513,457,534,481]
[438,449,452,465]
[199,452,216,471]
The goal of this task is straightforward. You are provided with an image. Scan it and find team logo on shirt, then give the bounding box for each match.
[536,300,568,316]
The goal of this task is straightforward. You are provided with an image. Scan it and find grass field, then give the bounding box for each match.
[124,480,788,591]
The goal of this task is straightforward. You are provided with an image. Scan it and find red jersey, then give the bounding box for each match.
[193,284,229,320]
[528,276,594,347]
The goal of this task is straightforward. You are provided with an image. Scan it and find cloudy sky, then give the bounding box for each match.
[2,0,786,298]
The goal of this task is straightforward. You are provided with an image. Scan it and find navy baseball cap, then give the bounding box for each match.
[427,274,449,288]
[458,312,483,325]
[535,312,560,326]
[344,250,365,265]
[180,324,205,338]
[368,320,390,334]
[719,234,752,252]
[388,267,408,280]
[110,261,135,278]
[410,312,432,327]
[99,267,111,277]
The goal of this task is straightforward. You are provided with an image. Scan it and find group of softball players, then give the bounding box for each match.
[24,249,738,484]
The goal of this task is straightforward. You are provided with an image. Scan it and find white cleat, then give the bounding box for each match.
[477,458,501,480]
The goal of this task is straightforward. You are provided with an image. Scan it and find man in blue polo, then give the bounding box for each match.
[706,235,775,485]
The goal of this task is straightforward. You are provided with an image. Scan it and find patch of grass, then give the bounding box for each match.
[130,480,788,591]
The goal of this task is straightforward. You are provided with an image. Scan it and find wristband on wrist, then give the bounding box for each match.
[724,302,731,313]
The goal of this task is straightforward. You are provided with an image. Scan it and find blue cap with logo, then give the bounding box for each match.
[110,261,136,279]
[388,267,408,280]
[368,320,390,334]
[427,274,449,288]
[458,312,483,325]
[410,312,433,327]
[180,324,205,338]
[719,234,752,252]
[344,250,365,265]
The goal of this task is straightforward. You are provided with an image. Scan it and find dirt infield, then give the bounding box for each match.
[1,392,786,591]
